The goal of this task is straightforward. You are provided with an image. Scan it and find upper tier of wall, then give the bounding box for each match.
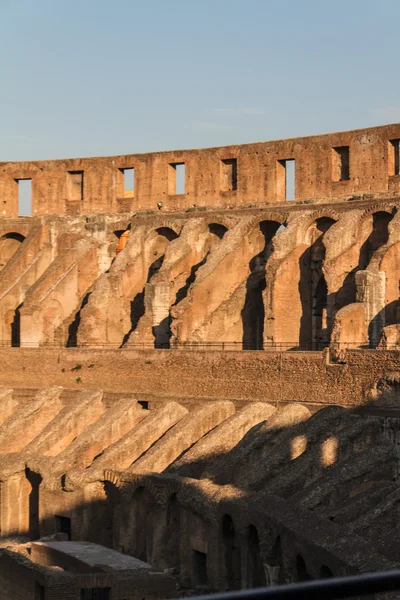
[2,123,400,217]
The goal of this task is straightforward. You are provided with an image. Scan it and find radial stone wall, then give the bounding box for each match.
[0,124,400,599]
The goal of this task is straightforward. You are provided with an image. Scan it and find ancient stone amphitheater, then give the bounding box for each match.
[0,124,400,598]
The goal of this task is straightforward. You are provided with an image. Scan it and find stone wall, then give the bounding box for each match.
[0,347,399,408]
[1,124,400,217]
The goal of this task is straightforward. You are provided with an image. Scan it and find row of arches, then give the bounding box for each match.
[1,207,398,349]
[20,469,342,594]
[106,485,337,592]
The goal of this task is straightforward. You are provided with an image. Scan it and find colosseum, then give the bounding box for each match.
[0,123,400,598]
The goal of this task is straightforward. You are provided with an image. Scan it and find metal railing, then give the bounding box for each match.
[3,340,400,351]
[188,569,400,599]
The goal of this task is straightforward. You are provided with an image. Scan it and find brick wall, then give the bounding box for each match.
[0,347,399,407]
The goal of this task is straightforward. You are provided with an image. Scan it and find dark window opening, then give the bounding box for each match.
[169,162,185,195]
[389,139,400,176]
[56,515,71,540]
[138,400,149,409]
[16,179,32,216]
[221,158,237,192]
[192,550,207,587]
[67,171,84,201]
[332,146,350,181]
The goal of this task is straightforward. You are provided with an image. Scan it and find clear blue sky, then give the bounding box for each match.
[1,0,399,162]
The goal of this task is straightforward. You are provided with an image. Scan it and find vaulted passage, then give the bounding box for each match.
[246,525,265,588]
[122,227,179,347]
[242,220,282,349]
[299,217,336,349]
[222,514,241,590]
[0,232,25,271]
[335,211,394,313]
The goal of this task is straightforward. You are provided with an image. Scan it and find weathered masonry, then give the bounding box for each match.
[1,123,400,217]
[1,124,400,599]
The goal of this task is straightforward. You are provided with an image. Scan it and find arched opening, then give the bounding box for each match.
[335,211,394,314]
[131,487,154,562]
[264,536,282,586]
[363,211,393,264]
[0,232,25,271]
[114,228,131,256]
[164,493,180,568]
[154,224,226,349]
[296,554,310,582]
[222,514,241,590]
[208,223,228,240]
[242,220,282,350]
[11,303,22,347]
[122,228,179,347]
[247,525,265,588]
[66,292,91,347]
[299,217,336,348]
[319,565,333,578]
[25,467,42,540]
[312,275,328,349]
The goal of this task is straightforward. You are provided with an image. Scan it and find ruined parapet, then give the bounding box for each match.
[2,123,400,216]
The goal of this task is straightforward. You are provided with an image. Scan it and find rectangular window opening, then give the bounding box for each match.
[67,171,84,201]
[168,162,185,195]
[16,179,32,216]
[389,139,400,176]
[56,515,71,540]
[192,550,208,587]
[332,146,350,181]
[221,158,237,192]
[285,159,295,201]
[120,168,135,196]
[277,159,295,201]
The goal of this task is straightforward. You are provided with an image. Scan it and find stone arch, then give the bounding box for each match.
[299,217,336,348]
[296,554,310,582]
[130,486,155,562]
[334,210,394,318]
[0,232,25,271]
[10,303,22,347]
[264,536,282,586]
[319,565,333,578]
[242,219,283,349]
[360,211,394,267]
[208,223,228,240]
[222,514,242,590]
[164,492,180,568]
[155,226,179,241]
[246,524,265,588]
[301,210,341,232]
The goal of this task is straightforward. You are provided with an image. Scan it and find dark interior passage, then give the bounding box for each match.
[242,220,282,350]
